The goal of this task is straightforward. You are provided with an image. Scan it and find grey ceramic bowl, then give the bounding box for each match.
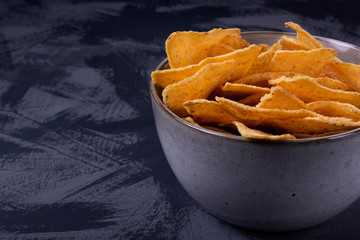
[150,32,360,232]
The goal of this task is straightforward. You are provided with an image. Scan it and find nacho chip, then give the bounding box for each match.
[247,44,279,74]
[269,76,360,107]
[210,43,235,56]
[231,121,295,140]
[285,22,342,63]
[221,34,250,50]
[285,22,324,49]
[278,35,308,50]
[216,97,318,122]
[233,71,304,86]
[319,61,360,92]
[238,92,265,106]
[314,77,349,91]
[185,98,263,128]
[307,101,360,121]
[184,99,237,124]
[256,86,306,110]
[166,28,249,68]
[152,45,261,88]
[271,116,360,135]
[218,82,270,99]
[269,48,336,75]
[259,43,271,52]
[183,115,235,134]
[163,60,235,117]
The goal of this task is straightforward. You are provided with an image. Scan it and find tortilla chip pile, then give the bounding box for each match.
[151,22,360,140]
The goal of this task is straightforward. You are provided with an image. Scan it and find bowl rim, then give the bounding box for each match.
[150,31,360,143]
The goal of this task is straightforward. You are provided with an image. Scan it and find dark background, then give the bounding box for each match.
[0,0,360,239]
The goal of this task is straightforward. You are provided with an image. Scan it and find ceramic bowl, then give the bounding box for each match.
[150,32,360,232]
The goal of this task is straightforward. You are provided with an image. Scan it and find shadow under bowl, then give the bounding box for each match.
[150,31,360,232]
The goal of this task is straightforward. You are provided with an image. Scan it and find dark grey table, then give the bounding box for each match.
[0,1,360,239]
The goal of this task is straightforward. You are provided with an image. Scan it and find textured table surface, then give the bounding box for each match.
[0,1,360,239]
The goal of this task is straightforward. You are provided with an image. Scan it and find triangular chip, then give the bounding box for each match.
[220,34,249,50]
[183,115,235,135]
[258,43,271,52]
[271,116,360,135]
[152,45,261,88]
[256,86,306,110]
[217,82,270,100]
[231,121,295,140]
[285,22,342,63]
[163,60,235,117]
[307,101,360,121]
[278,35,308,50]
[319,61,360,92]
[314,77,349,91]
[238,92,265,106]
[216,97,318,123]
[285,22,324,49]
[247,43,279,74]
[166,28,249,68]
[184,99,237,124]
[209,43,235,56]
[269,76,360,107]
[269,48,336,75]
[233,71,304,86]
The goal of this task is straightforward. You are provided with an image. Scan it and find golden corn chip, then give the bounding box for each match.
[285,22,324,49]
[231,121,295,140]
[320,61,360,92]
[183,115,235,134]
[209,43,235,56]
[269,76,360,107]
[307,101,360,121]
[216,97,318,123]
[259,43,271,52]
[278,35,308,50]
[166,28,248,68]
[285,22,342,63]
[152,66,199,89]
[256,86,306,110]
[238,92,265,106]
[184,99,237,124]
[314,77,349,91]
[152,45,261,88]
[218,82,270,99]
[233,71,304,86]
[247,44,279,74]
[271,116,360,135]
[163,60,236,117]
[221,34,250,50]
[185,98,263,128]
[269,48,336,75]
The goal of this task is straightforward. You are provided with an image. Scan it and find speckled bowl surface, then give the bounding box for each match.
[150,32,360,232]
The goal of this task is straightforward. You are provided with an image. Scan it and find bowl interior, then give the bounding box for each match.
[151,31,360,142]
